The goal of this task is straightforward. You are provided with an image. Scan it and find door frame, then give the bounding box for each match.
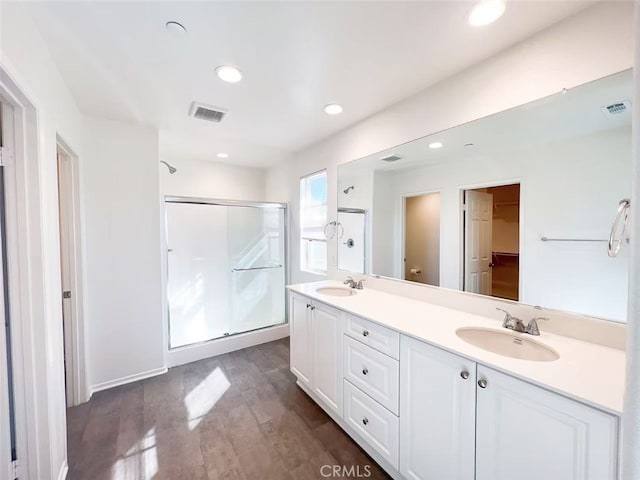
[400,189,441,282]
[0,64,63,479]
[56,138,88,406]
[459,179,524,300]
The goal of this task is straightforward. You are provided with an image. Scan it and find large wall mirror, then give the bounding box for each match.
[337,70,631,322]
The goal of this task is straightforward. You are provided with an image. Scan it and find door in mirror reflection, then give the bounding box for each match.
[404,193,440,286]
[463,184,520,301]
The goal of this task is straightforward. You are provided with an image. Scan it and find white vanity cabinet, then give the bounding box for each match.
[288,289,620,480]
[289,292,343,417]
[475,365,619,480]
[399,336,476,480]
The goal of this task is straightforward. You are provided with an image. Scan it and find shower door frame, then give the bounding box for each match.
[162,196,289,367]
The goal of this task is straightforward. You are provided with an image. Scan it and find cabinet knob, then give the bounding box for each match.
[306,304,310,309]
[363,330,370,337]
[310,306,316,311]
[362,368,369,375]
[362,417,369,426]
[477,379,488,389]
[460,371,470,380]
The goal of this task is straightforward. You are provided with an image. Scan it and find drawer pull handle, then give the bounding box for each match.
[460,371,470,380]
[363,330,370,337]
[362,417,369,426]
[362,368,369,375]
[478,379,488,389]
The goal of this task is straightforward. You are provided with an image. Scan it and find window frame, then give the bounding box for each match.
[299,170,328,275]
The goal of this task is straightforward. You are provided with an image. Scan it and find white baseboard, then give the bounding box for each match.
[89,367,168,395]
[57,461,68,480]
[166,323,290,367]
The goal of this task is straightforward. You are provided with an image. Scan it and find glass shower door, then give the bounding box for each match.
[227,205,286,335]
[166,198,286,350]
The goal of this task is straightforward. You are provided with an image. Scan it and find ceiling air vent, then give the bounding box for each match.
[381,154,403,163]
[601,100,631,117]
[189,102,228,123]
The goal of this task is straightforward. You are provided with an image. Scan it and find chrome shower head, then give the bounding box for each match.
[343,186,355,194]
[160,160,177,174]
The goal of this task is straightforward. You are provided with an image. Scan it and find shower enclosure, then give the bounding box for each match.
[164,197,287,351]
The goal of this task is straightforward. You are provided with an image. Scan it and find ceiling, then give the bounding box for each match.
[26,1,593,168]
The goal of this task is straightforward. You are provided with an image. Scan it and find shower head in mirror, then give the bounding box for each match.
[343,186,355,194]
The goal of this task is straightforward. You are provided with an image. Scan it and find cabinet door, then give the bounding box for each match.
[400,336,476,480]
[476,366,618,480]
[289,293,312,388]
[313,301,343,416]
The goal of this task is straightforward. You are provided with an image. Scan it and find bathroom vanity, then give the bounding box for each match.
[288,282,622,480]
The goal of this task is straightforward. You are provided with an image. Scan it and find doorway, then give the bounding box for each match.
[403,192,441,286]
[463,183,520,300]
[56,142,86,407]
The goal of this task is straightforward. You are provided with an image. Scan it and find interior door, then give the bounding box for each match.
[464,190,493,295]
[57,151,74,406]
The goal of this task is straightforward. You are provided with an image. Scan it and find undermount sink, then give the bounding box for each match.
[456,327,559,362]
[315,286,357,297]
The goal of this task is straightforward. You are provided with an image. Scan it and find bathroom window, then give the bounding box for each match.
[300,170,328,274]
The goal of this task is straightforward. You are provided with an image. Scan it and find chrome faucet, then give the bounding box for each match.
[496,308,548,336]
[344,276,365,290]
[496,308,526,333]
[525,317,549,336]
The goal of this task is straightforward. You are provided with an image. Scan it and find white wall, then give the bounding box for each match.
[266,2,634,320]
[82,116,165,389]
[161,157,266,200]
[0,2,84,478]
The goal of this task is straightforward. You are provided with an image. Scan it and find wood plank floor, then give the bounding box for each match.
[66,338,391,479]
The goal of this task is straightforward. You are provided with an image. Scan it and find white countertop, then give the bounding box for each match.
[288,280,626,415]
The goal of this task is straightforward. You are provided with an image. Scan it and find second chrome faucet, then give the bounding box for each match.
[496,307,548,336]
[344,276,366,290]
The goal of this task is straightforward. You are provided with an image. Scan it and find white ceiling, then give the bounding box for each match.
[26,1,592,168]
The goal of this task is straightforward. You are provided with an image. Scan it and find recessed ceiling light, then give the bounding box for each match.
[217,152,229,159]
[468,0,506,27]
[215,65,243,83]
[324,103,343,115]
[429,142,443,149]
[166,21,187,34]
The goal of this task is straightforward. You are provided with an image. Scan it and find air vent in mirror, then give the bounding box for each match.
[601,100,631,117]
[381,154,403,163]
[189,102,228,123]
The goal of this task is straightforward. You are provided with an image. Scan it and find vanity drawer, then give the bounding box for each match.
[344,380,399,469]
[343,336,399,414]
[345,314,400,360]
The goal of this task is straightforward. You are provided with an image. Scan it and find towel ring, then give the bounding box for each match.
[324,221,337,240]
[608,198,630,258]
